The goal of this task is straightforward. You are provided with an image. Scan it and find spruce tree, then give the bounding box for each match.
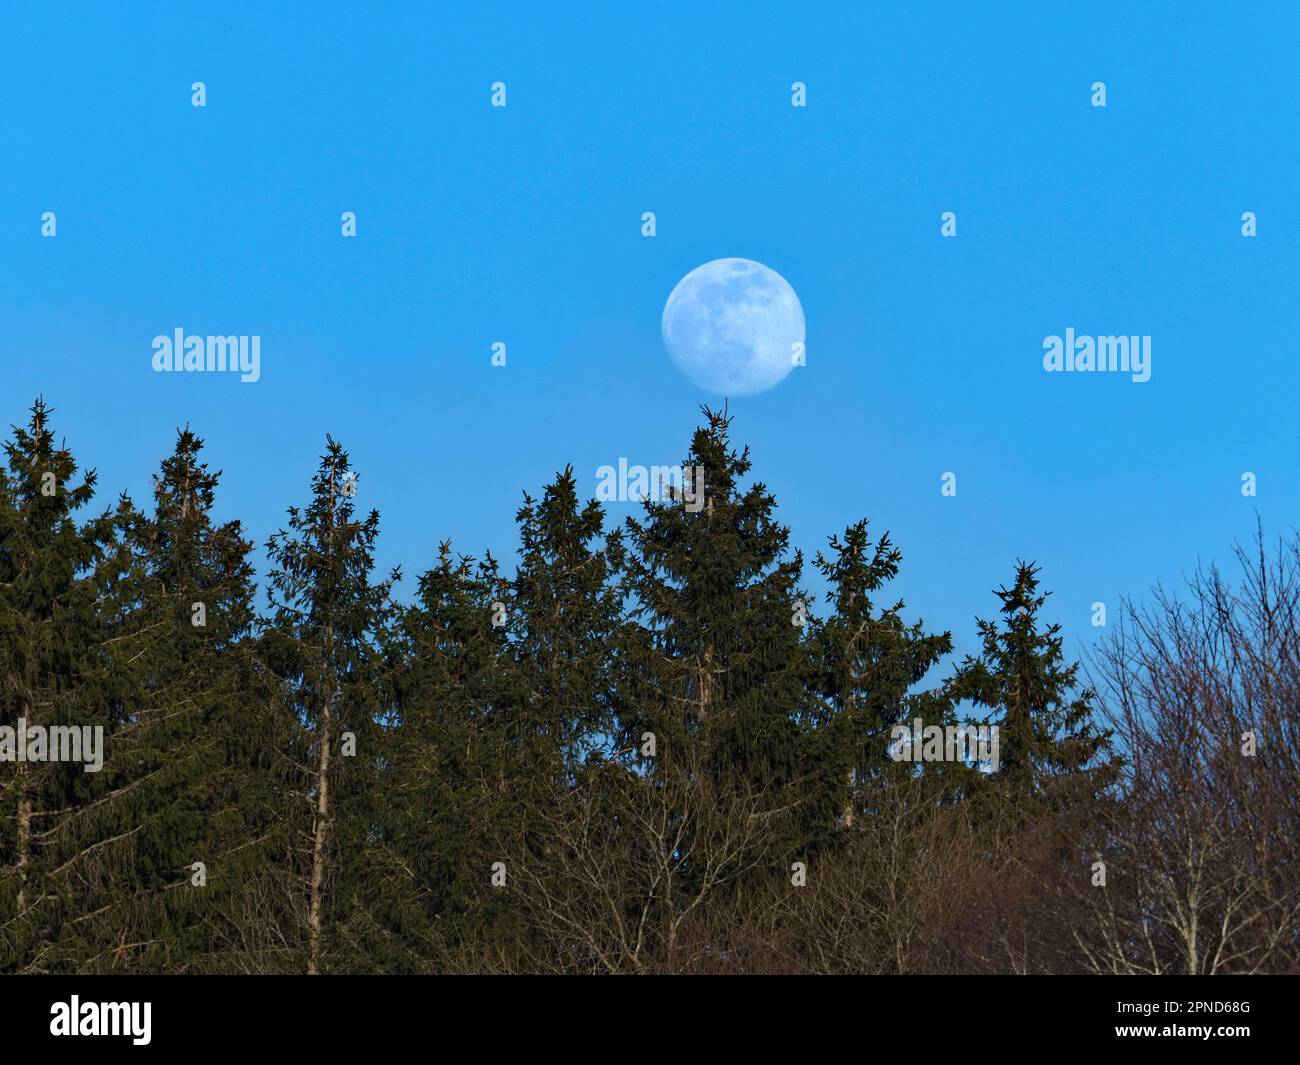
[263,436,397,974]
[380,542,516,966]
[809,519,953,830]
[67,428,297,972]
[619,407,815,857]
[508,466,624,779]
[0,399,133,973]
[953,562,1119,810]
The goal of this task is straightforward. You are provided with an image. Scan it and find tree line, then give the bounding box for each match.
[1,398,1295,974]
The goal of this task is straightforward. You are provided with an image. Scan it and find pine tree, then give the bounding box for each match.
[953,561,1119,811]
[67,428,297,972]
[379,542,516,966]
[809,519,953,829]
[263,436,397,974]
[508,466,624,779]
[0,399,133,973]
[619,406,815,855]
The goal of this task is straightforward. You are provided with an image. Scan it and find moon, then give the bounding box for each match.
[661,258,805,396]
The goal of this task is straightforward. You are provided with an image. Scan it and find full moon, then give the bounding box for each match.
[661,258,805,396]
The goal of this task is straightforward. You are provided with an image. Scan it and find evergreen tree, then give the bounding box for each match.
[0,399,133,973]
[953,562,1119,810]
[508,466,624,778]
[67,428,297,972]
[809,519,953,830]
[380,542,516,967]
[263,437,397,974]
[619,406,815,854]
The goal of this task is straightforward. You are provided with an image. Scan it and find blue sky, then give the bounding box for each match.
[2,1,1297,672]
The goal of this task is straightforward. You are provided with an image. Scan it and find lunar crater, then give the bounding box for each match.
[661,258,805,396]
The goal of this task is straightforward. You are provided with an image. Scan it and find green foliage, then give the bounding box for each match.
[263,436,399,973]
[0,400,1134,974]
[809,518,955,830]
[952,561,1121,814]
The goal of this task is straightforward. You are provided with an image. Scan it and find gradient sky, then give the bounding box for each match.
[3,1,1297,673]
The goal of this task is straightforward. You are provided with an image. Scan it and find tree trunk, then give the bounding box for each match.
[307,465,338,976]
[16,693,32,912]
[16,766,30,911]
[307,696,332,975]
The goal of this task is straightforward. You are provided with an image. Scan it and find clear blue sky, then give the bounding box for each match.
[2,1,1296,671]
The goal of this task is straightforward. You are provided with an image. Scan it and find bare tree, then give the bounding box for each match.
[498,745,796,974]
[1080,528,1300,974]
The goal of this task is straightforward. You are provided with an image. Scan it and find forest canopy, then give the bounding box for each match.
[1,399,1295,975]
